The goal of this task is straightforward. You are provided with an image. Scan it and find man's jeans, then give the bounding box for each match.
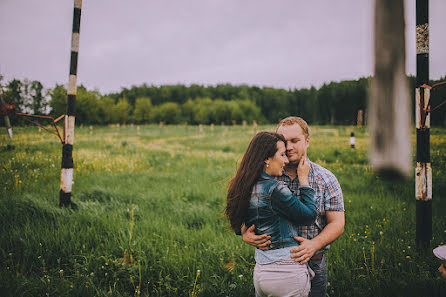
[308,255,327,297]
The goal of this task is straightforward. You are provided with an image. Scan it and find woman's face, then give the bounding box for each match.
[265,141,289,176]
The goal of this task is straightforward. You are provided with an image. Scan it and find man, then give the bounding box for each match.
[433,245,446,281]
[242,116,345,297]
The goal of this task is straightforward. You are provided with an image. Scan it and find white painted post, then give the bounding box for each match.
[369,0,411,177]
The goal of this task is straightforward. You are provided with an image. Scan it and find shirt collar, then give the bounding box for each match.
[281,157,314,180]
[261,171,273,179]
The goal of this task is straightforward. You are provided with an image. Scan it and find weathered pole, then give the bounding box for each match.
[60,0,82,208]
[0,88,13,140]
[415,0,431,249]
[370,0,411,177]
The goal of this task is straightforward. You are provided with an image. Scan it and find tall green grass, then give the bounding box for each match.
[0,125,445,296]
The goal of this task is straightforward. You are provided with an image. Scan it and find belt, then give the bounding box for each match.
[311,252,324,260]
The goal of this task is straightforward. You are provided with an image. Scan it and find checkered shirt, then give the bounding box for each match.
[275,159,344,253]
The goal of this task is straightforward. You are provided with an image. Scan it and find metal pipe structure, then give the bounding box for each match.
[415,0,431,249]
[0,88,13,140]
[60,0,82,208]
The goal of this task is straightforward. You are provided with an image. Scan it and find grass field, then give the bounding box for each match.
[1,124,445,297]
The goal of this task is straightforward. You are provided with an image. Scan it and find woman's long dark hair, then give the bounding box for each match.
[225,131,286,233]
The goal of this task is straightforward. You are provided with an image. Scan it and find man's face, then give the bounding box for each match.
[439,262,446,280]
[276,124,310,166]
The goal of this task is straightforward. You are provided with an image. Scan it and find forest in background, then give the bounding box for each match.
[1,75,446,126]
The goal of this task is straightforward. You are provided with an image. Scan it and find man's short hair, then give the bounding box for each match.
[277,116,310,138]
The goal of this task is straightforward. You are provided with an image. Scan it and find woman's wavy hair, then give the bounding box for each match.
[225,131,286,233]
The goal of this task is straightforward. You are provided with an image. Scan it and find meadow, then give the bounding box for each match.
[0,124,445,297]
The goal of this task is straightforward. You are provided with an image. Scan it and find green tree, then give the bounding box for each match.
[112,98,131,124]
[213,99,232,124]
[150,102,181,124]
[235,99,262,123]
[29,81,47,115]
[133,97,152,123]
[48,84,67,118]
[97,96,115,125]
[75,87,101,125]
[192,98,214,124]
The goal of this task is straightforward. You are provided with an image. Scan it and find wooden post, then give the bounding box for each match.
[415,0,431,249]
[369,0,411,177]
[357,110,363,127]
[60,0,82,208]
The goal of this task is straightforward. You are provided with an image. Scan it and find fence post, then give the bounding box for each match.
[415,0,431,249]
[60,0,82,208]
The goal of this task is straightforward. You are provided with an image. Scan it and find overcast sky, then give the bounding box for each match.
[1,0,445,94]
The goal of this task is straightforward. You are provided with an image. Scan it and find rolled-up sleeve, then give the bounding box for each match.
[323,174,344,212]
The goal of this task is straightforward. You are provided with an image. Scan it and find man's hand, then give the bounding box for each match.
[241,224,271,250]
[290,211,345,264]
[290,237,318,264]
[297,153,310,186]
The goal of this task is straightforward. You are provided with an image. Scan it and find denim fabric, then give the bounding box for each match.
[308,255,327,297]
[245,172,317,251]
[276,159,344,253]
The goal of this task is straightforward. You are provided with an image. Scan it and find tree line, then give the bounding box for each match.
[1,75,446,126]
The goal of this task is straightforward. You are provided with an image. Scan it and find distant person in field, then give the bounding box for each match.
[226,131,318,297]
[241,117,345,297]
[434,245,446,281]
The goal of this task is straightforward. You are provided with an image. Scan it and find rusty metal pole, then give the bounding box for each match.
[415,0,431,249]
[60,0,82,208]
[0,88,13,140]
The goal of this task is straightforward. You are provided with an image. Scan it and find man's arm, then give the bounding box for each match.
[290,211,344,264]
[241,224,271,250]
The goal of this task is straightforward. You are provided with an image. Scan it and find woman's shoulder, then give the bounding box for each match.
[257,173,282,194]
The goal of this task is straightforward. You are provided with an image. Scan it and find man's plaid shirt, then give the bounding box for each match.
[275,158,344,253]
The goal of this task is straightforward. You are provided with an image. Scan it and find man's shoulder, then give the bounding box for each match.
[309,160,338,182]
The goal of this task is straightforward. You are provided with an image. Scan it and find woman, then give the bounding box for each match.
[226,131,317,297]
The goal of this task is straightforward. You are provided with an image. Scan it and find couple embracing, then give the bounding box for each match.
[225,117,345,297]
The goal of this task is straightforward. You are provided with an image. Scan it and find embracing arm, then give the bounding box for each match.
[241,183,316,249]
[272,183,317,224]
[291,210,344,264]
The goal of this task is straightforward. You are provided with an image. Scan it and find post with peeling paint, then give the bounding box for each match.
[60,0,82,208]
[415,0,431,249]
[370,0,411,177]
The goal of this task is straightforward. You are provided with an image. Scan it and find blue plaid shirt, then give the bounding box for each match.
[275,158,344,253]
